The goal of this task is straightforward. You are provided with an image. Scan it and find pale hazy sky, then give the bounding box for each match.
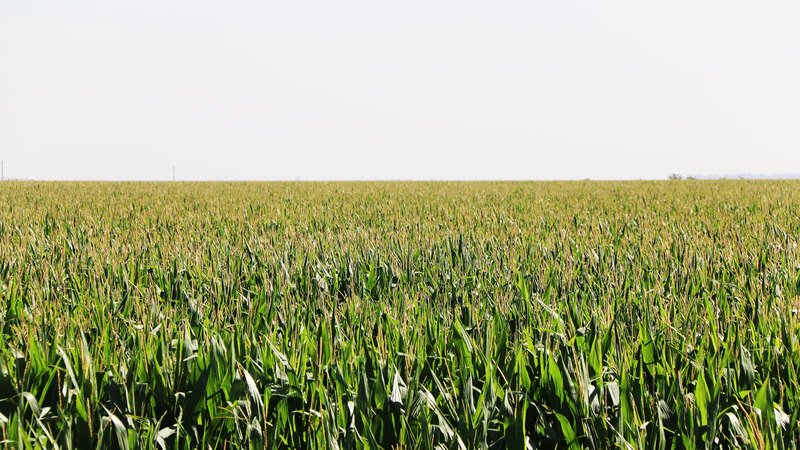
[1,1,799,181]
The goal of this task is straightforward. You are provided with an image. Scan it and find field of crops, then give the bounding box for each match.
[0,181,799,449]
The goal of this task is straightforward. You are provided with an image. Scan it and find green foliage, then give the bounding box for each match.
[0,180,798,448]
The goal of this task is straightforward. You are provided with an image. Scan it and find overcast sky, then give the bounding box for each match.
[1,1,798,181]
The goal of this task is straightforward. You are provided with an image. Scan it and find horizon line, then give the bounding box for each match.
[2,177,800,183]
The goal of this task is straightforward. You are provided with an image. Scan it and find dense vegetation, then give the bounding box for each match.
[0,181,799,449]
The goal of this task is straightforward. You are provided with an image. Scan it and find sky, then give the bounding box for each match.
[1,1,799,181]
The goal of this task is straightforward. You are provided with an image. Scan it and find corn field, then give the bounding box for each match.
[0,181,799,449]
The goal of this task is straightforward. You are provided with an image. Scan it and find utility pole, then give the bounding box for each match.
[172,166,175,182]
